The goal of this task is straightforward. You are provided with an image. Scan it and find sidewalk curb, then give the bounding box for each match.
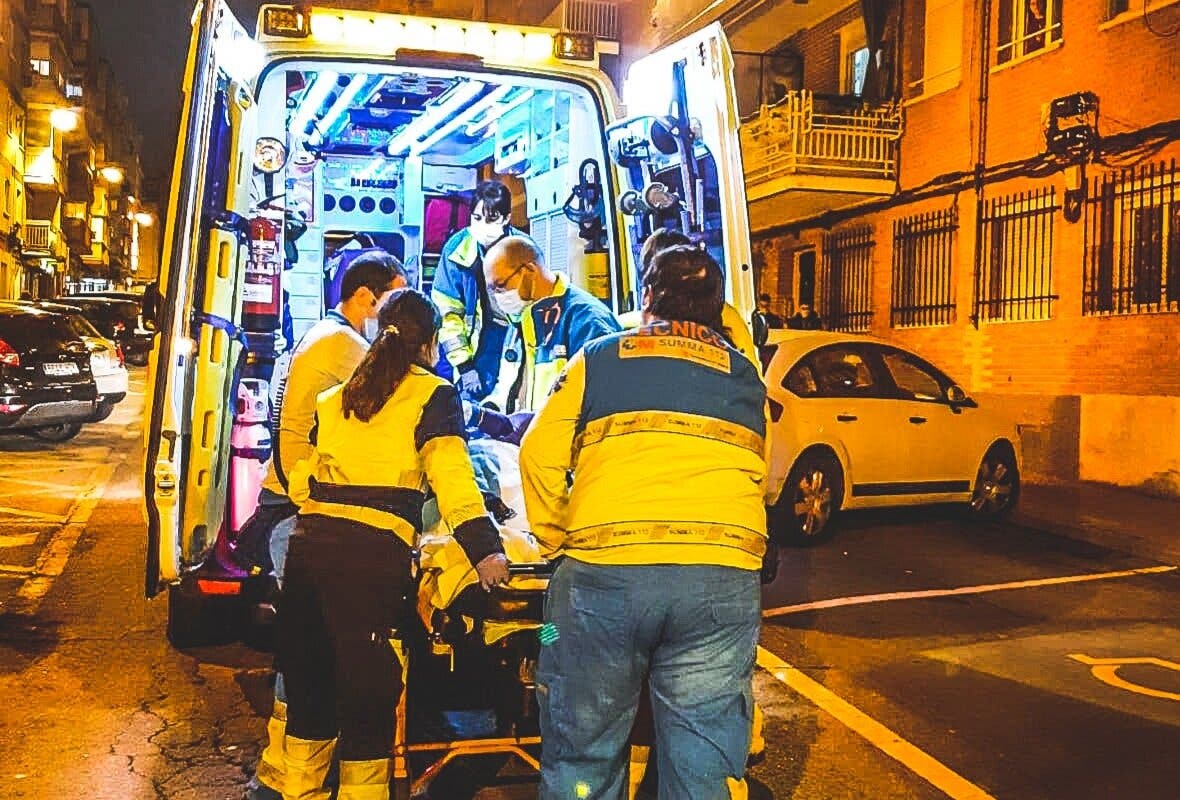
[1014,505,1180,566]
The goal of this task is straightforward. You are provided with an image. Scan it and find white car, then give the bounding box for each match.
[762,331,1021,545]
[33,302,129,422]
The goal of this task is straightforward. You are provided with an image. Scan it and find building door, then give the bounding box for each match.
[798,248,817,307]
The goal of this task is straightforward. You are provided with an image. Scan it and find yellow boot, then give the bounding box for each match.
[282,736,335,800]
[337,758,393,800]
[253,698,287,794]
[628,745,651,800]
[727,776,749,800]
[747,702,766,767]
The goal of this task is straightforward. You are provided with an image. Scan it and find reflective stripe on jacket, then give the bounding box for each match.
[287,367,502,568]
[519,322,769,571]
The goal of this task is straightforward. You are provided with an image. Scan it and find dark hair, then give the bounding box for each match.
[640,228,691,271]
[759,293,772,302]
[341,289,441,423]
[472,180,512,220]
[643,245,725,332]
[339,250,405,302]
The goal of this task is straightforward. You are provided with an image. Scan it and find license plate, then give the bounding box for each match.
[43,362,79,376]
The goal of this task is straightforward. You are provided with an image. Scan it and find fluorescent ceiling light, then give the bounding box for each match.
[412,85,515,154]
[386,80,487,156]
[308,74,373,148]
[464,88,535,137]
[290,70,341,145]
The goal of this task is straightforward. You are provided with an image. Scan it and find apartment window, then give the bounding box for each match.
[891,206,958,327]
[1083,160,1180,315]
[29,58,50,77]
[976,187,1059,322]
[907,0,964,98]
[839,19,870,96]
[996,0,1063,64]
[65,80,83,100]
[822,225,875,332]
[1108,0,1131,16]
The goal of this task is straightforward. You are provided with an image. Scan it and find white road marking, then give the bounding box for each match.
[0,564,34,576]
[0,534,39,548]
[6,459,121,614]
[757,646,998,800]
[763,565,1178,619]
[0,506,67,523]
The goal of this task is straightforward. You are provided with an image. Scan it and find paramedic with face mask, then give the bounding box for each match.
[481,235,620,415]
[279,289,510,800]
[431,180,524,402]
[520,245,768,800]
[243,251,406,800]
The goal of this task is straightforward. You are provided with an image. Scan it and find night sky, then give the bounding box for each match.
[87,0,270,190]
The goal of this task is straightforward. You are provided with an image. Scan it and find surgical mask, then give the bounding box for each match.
[471,221,506,248]
[492,288,527,317]
[362,316,379,343]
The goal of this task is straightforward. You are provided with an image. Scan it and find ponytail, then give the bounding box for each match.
[341,289,441,422]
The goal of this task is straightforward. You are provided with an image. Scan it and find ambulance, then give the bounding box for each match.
[144,1,757,643]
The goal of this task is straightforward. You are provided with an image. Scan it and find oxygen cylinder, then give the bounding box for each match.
[229,378,272,534]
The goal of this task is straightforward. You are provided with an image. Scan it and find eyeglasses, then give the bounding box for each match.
[488,261,530,292]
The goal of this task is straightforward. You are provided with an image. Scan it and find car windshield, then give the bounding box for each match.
[68,300,139,326]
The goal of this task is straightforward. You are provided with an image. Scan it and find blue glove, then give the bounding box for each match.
[457,362,482,399]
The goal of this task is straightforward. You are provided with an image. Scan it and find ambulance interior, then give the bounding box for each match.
[251,62,622,350]
[165,44,742,573]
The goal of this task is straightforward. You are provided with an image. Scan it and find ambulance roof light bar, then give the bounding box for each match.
[263,5,311,38]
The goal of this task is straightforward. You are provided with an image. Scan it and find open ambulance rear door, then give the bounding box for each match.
[606,23,755,320]
[144,0,259,597]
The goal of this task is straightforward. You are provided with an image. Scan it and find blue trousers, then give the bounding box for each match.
[537,559,760,800]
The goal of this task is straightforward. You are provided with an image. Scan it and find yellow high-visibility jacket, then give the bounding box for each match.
[287,367,502,568]
[617,302,758,367]
[519,322,770,571]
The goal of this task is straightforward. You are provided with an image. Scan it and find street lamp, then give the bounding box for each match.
[99,165,125,184]
[50,108,80,132]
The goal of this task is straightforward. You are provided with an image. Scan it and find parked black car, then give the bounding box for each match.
[0,306,99,442]
[49,296,153,366]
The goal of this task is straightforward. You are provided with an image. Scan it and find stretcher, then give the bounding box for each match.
[394,439,550,798]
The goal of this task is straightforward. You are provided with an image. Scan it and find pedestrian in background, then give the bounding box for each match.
[758,293,785,329]
[788,302,824,330]
[521,244,769,800]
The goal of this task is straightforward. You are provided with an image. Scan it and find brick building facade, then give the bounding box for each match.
[731,0,1180,495]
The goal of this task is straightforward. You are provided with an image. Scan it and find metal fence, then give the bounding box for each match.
[822,225,875,332]
[976,187,1059,322]
[891,206,957,327]
[562,0,619,40]
[1082,158,1180,316]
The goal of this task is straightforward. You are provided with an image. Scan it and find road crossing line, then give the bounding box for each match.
[0,534,40,548]
[757,646,998,800]
[762,565,1178,619]
[0,506,67,523]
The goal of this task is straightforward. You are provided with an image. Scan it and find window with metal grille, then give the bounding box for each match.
[976,187,1058,322]
[822,226,874,332]
[1083,159,1180,315]
[891,206,957,327]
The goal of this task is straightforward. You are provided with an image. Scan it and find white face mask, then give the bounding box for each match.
[491,288,528,317]
[471,221,506,248]
[362,316,379,343]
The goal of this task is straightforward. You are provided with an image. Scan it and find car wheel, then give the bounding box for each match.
[968,444,1019,520]
[89,402,115,423]
[166,584,241,649]
[28,422,83,443]
[771,451,844,546]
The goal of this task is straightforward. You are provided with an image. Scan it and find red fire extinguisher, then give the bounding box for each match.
[243,214,282,332]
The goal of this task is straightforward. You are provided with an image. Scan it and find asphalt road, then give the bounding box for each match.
[1,376,1177,799]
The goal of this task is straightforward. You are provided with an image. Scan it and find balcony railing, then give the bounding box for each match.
[741,90,903,186]
[562,0,619,40]
[25,221,54,251]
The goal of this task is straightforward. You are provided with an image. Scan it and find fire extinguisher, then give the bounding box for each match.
[243,214,282,332]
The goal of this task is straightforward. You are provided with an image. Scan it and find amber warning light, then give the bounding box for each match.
[264,6,311,38]
[554,31,595,61]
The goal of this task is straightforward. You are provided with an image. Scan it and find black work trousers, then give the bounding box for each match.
[277,514,414,761]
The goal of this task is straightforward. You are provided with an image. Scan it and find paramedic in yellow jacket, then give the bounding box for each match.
[278,289,510,800]
[520,244,768,800]
[481,234,620,414]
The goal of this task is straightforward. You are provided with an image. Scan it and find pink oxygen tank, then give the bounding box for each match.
[230,378,272,534]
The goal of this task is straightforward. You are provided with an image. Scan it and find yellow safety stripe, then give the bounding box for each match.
[298,500,418,548]
[575,411,765,459]
[563,520,767,553]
